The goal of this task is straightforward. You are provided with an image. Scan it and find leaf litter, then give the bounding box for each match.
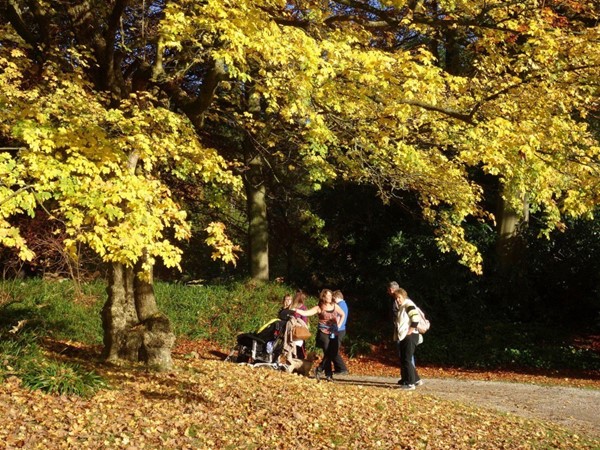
[0,339,598,449]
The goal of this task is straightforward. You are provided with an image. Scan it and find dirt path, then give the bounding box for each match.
[333,375,600,439]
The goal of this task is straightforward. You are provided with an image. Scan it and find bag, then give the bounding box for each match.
[416,307,430,334]
[292,325,311,341]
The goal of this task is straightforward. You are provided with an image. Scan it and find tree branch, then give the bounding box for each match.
[1,0,41,54]
[0,185,34,208]
[401,100,475,124]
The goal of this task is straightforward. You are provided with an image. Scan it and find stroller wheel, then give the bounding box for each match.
[236,354,250,363]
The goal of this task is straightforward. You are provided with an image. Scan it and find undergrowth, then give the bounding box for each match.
[0,330,105,397]
[0,277,598,397]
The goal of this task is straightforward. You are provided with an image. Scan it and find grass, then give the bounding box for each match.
[154,280,302,342]
[0,278,598,380]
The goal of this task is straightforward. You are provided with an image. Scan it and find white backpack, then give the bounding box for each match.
[416,307,430,334]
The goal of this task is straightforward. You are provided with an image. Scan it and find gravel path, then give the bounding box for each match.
[333,375,600,439]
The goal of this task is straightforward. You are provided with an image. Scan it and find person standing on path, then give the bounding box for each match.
[292,289,345,381]
[392,287,422,390]
[388,281,400,317]
[332,290,349,375]
[389,281,420,370]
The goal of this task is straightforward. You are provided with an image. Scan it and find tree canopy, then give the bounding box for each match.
[1,0,599,276]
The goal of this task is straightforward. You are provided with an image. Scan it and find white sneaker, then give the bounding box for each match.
[415,379,424,386]
[399,384,415,390]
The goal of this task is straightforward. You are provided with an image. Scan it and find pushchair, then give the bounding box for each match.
[226,309,308,372]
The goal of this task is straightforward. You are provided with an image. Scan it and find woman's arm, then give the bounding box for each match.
[293,305,319,317]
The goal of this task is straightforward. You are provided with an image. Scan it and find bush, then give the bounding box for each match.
[155,279,316,347]
[20,360,106,397]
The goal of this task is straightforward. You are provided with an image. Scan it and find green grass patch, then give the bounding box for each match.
[20,359,106,397]
[155,280,316,345]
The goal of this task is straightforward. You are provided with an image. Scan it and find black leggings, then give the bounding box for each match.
[398,333,420,385]
[316,330,339,377]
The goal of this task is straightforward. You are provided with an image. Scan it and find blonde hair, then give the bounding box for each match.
[392,287,407,300]
[332,290,343,300]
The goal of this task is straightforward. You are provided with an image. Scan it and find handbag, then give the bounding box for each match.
[292,324,311,341]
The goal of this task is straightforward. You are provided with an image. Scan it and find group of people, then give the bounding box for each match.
[282,288,349,381]
[279,281,423,389]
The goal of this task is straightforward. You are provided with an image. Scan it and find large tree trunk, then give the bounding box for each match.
[244,144,269,281]
[101,260,175,371]
[496,192,530,269]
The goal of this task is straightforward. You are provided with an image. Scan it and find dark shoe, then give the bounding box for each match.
[397,379,405,385]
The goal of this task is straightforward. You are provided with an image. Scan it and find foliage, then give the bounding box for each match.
[183,0,600,273]
[419,322,600,371]
[0,22,241,278]
[0,212,105,284]
[3,0,600,282]
[2,278,597,373]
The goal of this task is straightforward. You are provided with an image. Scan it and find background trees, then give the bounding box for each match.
[1,0,599,367]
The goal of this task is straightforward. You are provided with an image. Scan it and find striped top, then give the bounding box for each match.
[393,298,420,341]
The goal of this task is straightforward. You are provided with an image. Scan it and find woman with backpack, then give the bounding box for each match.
[392,287,423,390]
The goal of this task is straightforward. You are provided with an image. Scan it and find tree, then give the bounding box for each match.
[0,2,240,369]
[158,0,599,277]
[2,0,599,368]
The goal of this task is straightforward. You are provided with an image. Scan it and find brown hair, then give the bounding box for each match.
[332,290,343,300]
[282,294,293,308]
[318,289,333,308]
[292,290,306,309]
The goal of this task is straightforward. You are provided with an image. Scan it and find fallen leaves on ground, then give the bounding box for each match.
[0,339,597,449]
[180,338,600,389]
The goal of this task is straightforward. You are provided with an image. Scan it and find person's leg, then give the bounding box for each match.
[315,331,329,374]
[412,334,421,384]
[402,334,419,385]
[323,335,339,378]
[333,330,348,373]
[398,340,408,383]
[398,338,409,384]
